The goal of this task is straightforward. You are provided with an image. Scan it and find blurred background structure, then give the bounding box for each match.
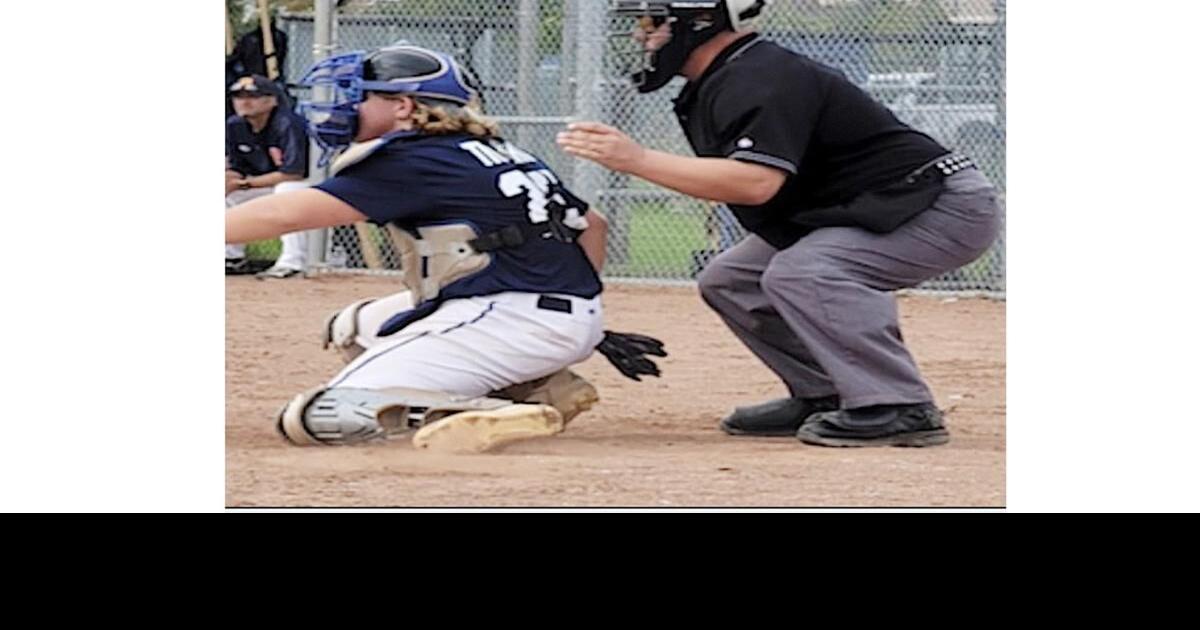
[229,0,1005,295]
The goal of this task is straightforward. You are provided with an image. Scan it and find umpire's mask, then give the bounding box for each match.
[609,0,768,93]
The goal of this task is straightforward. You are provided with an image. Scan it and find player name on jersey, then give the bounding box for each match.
[459,139,539,168]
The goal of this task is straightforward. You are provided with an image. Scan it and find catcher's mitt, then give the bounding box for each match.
[595,330,667,381]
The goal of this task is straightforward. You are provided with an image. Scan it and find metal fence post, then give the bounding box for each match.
[570,1,605,199]
[994,0,1006,190]
[304,0,335,271]
[559,0,578,118]
[516,0,540,147]
[571,0,615,257]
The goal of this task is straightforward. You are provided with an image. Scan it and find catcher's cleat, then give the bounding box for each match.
[412,404,564,453]
[720,395,840,437]
[795,402,949,448]
[490,369,599,425]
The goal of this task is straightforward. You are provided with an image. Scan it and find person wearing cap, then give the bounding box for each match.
[224,46,668,451]
[225,74,310,278]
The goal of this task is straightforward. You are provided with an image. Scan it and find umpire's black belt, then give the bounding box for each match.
[789,153,977,235]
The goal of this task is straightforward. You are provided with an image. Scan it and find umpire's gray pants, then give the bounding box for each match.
[697,169,1002,409]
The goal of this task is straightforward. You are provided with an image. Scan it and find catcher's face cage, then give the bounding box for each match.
[609,0,726,93]
[298,46,478,166]
[299,51,368,167]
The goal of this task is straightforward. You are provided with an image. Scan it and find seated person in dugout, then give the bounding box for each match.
[225,74,311,278]
[225,45,665,452]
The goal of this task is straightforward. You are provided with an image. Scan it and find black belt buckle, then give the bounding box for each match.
[537,295,573,314]
[907,154,975,184]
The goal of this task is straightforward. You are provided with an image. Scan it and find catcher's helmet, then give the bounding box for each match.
[610,0,768,93]
[299,45,481,165]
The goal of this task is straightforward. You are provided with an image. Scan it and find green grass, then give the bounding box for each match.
[245,239,281,260]
[243,205,715,278]
[607,204,711,278]
[243,206,1003,290]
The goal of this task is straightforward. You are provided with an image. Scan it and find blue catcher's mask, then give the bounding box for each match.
[299,46,480,167]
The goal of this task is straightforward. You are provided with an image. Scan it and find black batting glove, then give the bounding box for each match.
[595,330,668,381]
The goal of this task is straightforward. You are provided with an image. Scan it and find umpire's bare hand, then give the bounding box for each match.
[557,122,647,174]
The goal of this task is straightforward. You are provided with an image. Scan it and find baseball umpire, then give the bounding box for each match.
[226,45,665,452]
[558,0,1001,447]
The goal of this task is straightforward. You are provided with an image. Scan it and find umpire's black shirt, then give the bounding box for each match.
[226,107,309,178]
[673,34,949,249]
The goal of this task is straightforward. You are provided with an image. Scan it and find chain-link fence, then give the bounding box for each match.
[274,0,1005,295]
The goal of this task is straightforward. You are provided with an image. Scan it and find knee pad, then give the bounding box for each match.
[490,369,599,425]
[277,386,401,446]
[276,386,514,446]
[321,297,376,362]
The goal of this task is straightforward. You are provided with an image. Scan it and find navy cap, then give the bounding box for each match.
[229,75,277,96]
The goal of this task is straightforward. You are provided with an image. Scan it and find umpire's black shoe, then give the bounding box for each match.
[720,395,840,437]
[796,402,949,447]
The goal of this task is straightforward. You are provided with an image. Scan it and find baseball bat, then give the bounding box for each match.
[225,2,235,56]
[257,0,279,80]
[354,225,386,270]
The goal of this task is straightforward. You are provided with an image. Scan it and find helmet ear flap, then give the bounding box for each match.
[457,63,485,106]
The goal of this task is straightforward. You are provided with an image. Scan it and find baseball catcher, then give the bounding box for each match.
[226,45,666,452]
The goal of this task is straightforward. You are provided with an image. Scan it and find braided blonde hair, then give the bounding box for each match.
[410,97,499,139]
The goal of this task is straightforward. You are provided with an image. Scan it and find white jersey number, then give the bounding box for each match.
[497,169,588,232]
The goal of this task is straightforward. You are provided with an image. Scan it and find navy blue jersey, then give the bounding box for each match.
[316,131,602,301]
[225,108,309,177]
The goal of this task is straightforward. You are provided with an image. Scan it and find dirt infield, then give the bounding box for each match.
[226,275,1005,507]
